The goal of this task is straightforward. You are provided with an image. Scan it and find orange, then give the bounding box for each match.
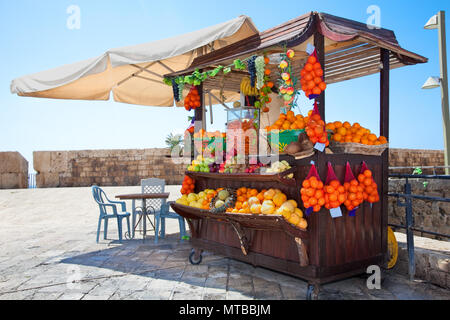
[345,136,353,142]
[264,69,271,75]
[296,120,305,129]
[282,121,291,130]
[315,189,324,199]
[330,180,340,189]
[358,174,365,183]
[317,197,325,206]
[314,126,324,135]
[364,170,372,178]
[368,134,377,142]
[343,121,351,129]
[309,197,317,206]
[304,63,313,71]
[352,136,361,143]
[334,121,343,129]
[313,205,321,212]
[302,180,310,188]
[308,56,317,64]
[310,179,319,189]
[333,133,342,142]
[337,127,347,136]
[317,181,324,189]
[363,178,372,186]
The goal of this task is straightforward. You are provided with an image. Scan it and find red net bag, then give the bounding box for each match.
[357,162,380,203]
[300,163,325,215]
[300,48,327,100]
[305,102,329,148]
[324,162,346,210]
[343,162,364,216]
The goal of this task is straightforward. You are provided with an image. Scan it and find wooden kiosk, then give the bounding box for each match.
[167,12,427,299]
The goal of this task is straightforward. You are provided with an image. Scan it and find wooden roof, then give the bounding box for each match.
[166,11,427,94]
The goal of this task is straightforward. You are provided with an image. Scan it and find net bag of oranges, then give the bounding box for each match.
[300,163,325,215]
[300,45,326,100]
[343,162,364,216]
[324,162,346,218]
[184,85,201,111]
[358,162,380,204]
[306,103,329,148]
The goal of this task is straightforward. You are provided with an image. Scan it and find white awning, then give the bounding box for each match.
[10,15,257,107]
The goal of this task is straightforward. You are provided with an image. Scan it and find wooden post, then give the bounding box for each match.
[314,31,326,121]
[194,82,204,158]
[380,48,390,263]
[380,49,390,139]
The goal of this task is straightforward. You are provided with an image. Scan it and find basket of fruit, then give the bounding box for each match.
[326,121,388,155]
[209,188,237,214]
[330,141,389,156]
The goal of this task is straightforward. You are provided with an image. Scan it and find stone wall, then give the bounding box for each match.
[389,148,445,173]
[393,232,449,289]
[388,178,450,239]
[0,152,28,189]
[33,148,186,188]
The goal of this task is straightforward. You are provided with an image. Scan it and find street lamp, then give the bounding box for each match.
[422,76,441,89]
[423,11,450,174]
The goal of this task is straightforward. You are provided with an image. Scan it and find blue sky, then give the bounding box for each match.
[1,0,449,172]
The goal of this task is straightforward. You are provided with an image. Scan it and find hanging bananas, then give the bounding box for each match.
[240,77,259,96]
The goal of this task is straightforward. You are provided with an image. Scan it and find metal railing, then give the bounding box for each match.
[28,174,36,189]
[387,170,450,281]
[389,165,450,175]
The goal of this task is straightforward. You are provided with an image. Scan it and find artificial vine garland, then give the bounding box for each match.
[277,49,299,109]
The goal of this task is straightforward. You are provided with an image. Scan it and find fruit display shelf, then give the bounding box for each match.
[185,166,298,187]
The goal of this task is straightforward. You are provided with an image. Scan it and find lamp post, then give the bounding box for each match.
[423,11,450,175]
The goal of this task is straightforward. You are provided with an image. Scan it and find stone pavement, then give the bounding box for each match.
[0,186,449,300]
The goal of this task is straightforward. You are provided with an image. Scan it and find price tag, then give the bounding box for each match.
[314,142,326,152]
[329,207,342,218]
[306,43,315,55]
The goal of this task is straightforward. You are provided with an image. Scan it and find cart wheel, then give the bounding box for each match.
[387,227,398,269]
[306,284,319,300]
[189,249,202,265]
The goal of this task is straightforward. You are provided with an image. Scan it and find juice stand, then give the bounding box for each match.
[166,11,427,299]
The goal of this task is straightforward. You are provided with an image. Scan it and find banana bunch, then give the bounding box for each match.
[240,77,259,96]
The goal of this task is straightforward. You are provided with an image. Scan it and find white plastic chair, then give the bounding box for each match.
[132,178,186,243]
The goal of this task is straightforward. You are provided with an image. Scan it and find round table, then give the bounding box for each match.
[116,193,170,242]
